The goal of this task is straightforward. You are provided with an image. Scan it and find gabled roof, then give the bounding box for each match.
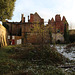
[51,18,54,22]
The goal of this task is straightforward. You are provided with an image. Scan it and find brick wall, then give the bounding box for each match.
[30,12,44,24]
[48,15,68,33]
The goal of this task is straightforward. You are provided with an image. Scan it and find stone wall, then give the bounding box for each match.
[52,33,64,43]
[0,24,7,47]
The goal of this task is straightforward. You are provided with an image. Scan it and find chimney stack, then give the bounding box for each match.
[28,15,29,22]
[21,14,25,23]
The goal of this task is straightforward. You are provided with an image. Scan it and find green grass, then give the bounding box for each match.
[0,44,71,75]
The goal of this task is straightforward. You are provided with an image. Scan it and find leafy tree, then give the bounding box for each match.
[0,0,16,22]
[64,24,67,40]
[46,24,53,43]
[31,23,51,44]
[31,23,44,44]
[64,22,69,43]
[25,32,28,43]
[49,30,52,43]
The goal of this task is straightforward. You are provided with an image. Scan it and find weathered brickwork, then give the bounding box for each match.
[4,12,69,44]
[30,12,44,23]
[46,14,69,43]
[48,14,68,33]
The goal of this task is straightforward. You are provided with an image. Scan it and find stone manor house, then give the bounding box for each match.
[3,12,68,45]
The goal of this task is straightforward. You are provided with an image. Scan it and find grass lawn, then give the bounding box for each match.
[0,44,72,75]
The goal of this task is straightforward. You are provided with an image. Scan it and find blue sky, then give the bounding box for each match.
[8,0,75,29]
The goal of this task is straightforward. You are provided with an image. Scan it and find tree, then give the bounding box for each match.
[31,23,44,44]
[24,32,28,43]
[31,23,51,44]
[49,30,52,43]
[0,0,16,22]
[46,24,53,43]
[64,22,69,43]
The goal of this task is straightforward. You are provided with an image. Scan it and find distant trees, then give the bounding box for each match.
[0,0,16,22]
[69,35,75,43]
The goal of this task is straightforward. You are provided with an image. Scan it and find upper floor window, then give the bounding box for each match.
[57,29,60,33]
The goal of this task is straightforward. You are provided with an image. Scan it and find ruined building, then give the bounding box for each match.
[3,12,44,45]
[3,12,69,45]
